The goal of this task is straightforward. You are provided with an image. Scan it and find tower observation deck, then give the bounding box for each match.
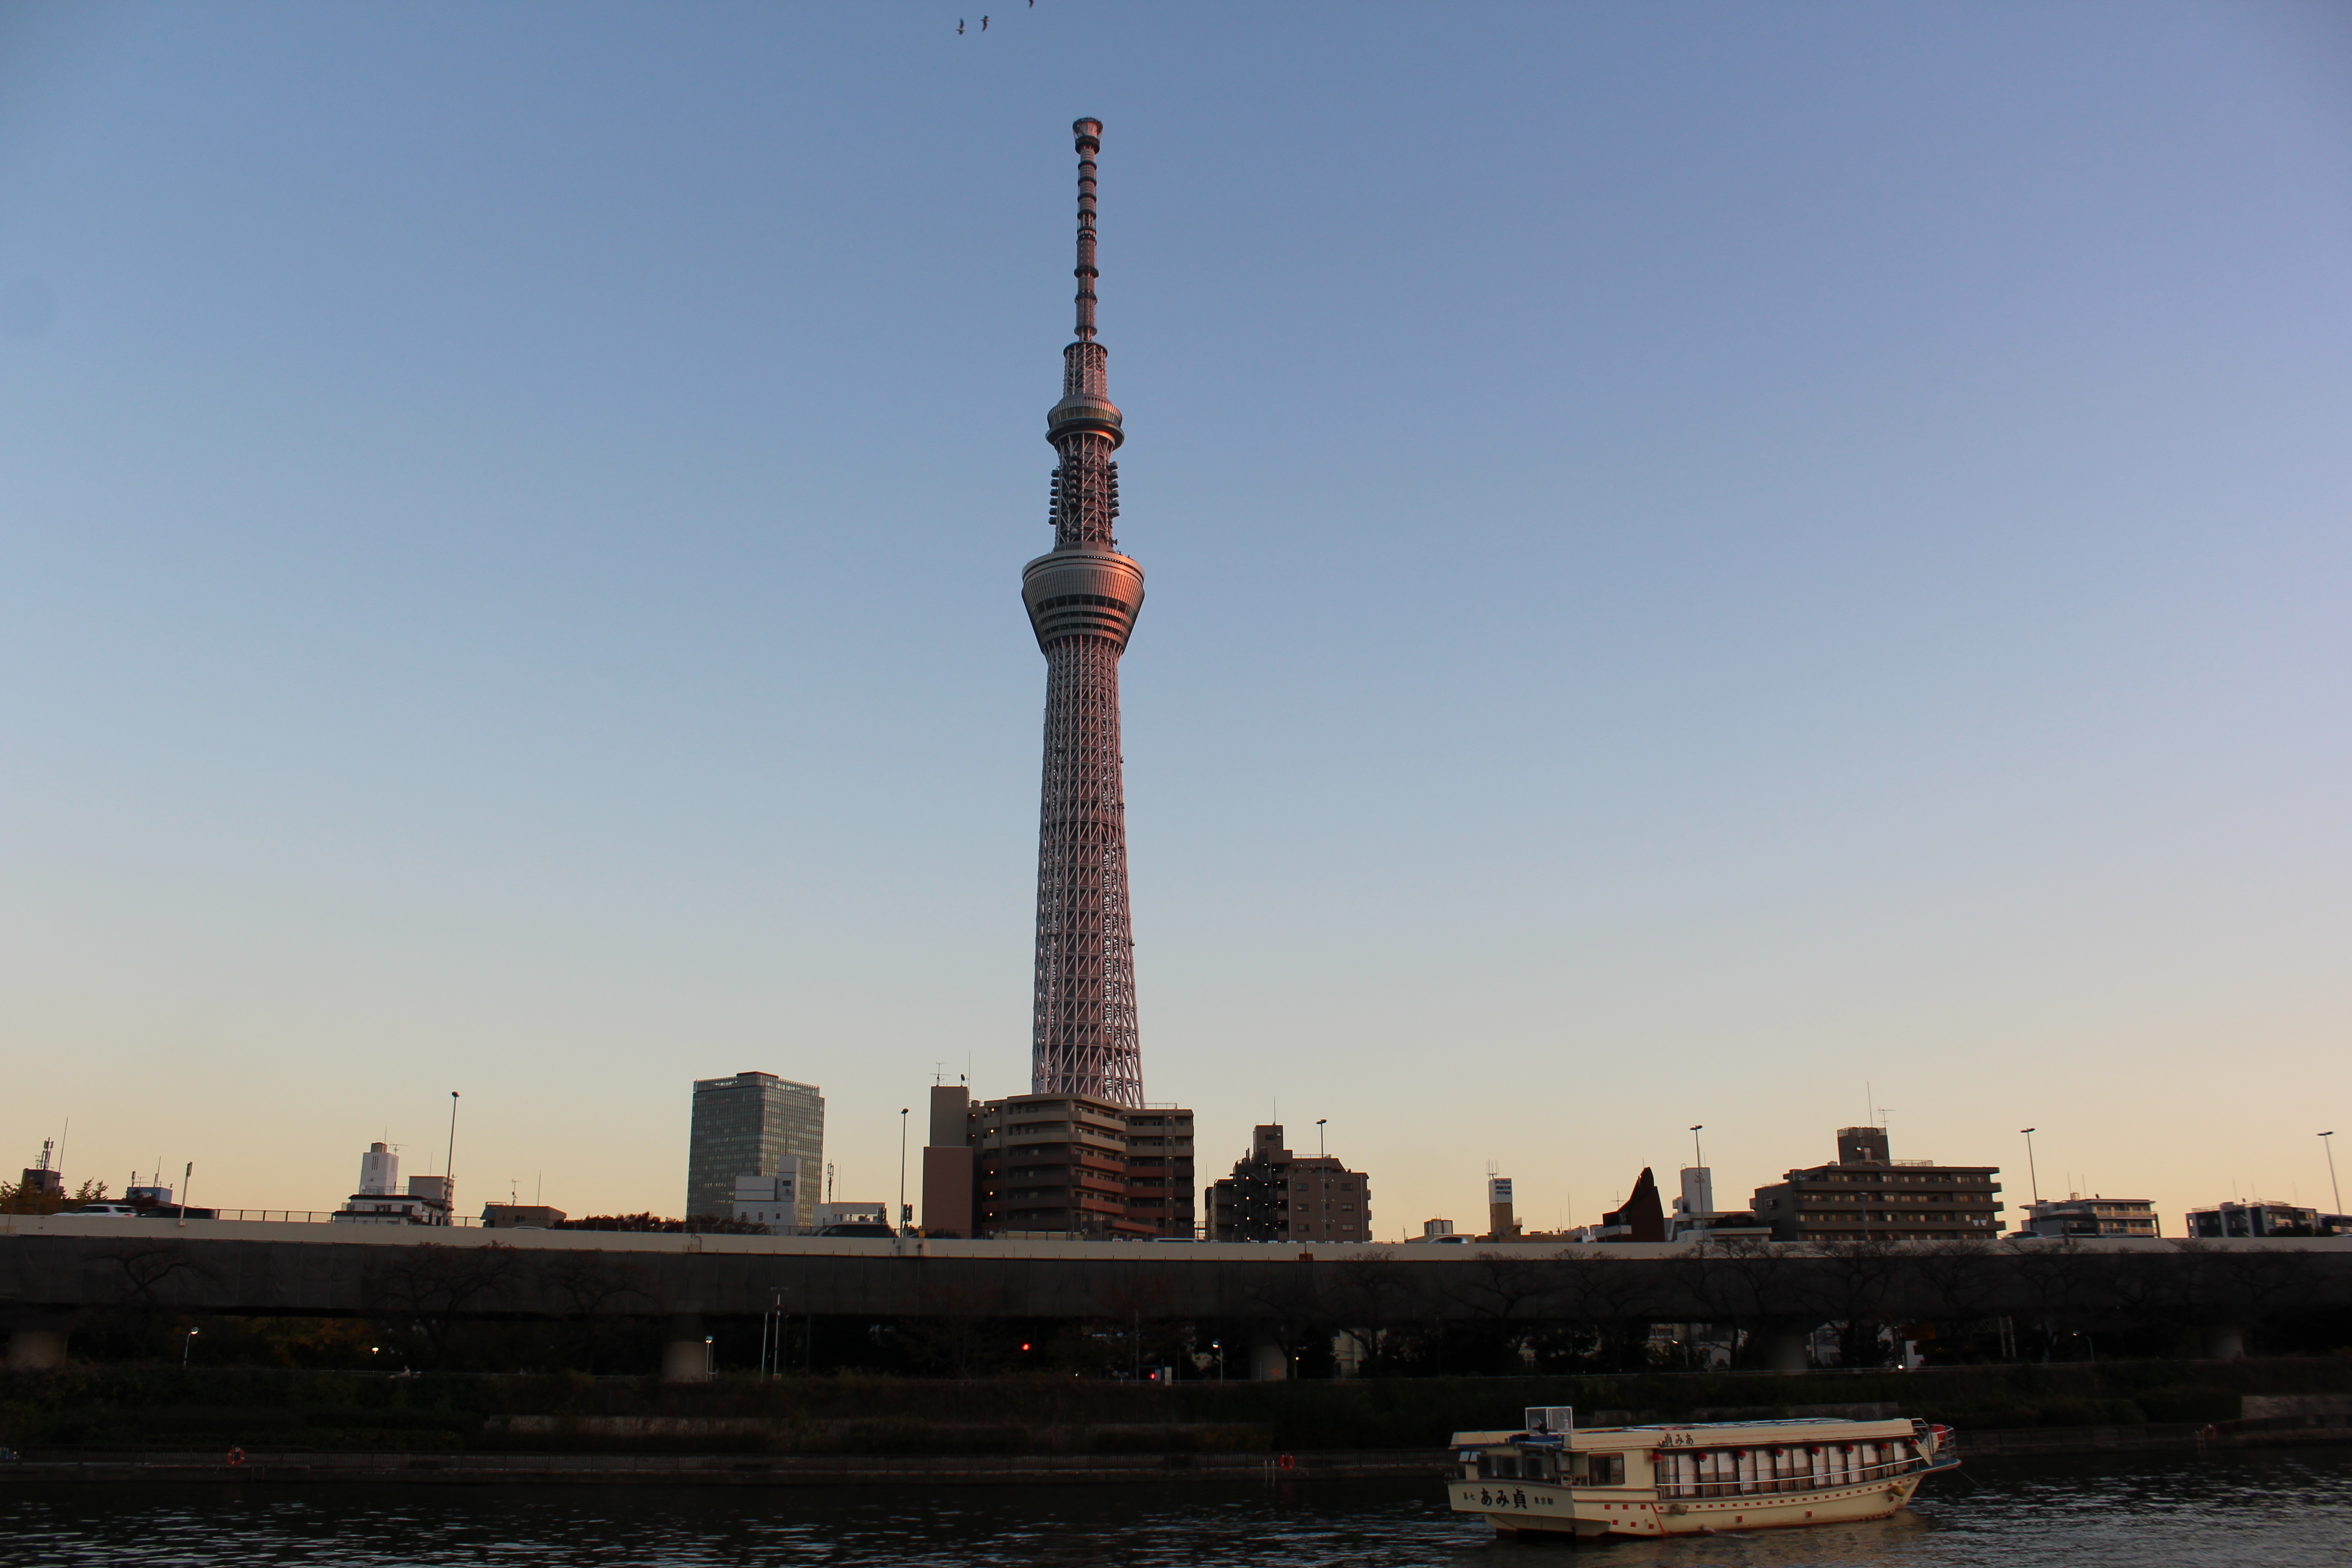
[1023,118,1145,1106]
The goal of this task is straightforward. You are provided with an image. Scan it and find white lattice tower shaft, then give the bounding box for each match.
[1022,118,1146,1106]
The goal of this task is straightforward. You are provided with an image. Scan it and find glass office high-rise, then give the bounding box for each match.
[686,1072,824,1228]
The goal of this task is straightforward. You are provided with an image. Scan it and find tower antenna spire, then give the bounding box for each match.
[1073,117,1101,343]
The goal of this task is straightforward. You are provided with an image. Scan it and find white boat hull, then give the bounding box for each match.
[1450,1463,1952,1539]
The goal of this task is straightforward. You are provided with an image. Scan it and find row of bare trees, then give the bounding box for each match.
[43,1234,2351,1376]
[1244,1240,2351,1374]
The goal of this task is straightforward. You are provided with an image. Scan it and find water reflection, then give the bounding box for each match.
[1,1449,2345,1567]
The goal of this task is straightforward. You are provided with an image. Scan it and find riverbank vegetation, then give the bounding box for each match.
[4,1356,2347,1457]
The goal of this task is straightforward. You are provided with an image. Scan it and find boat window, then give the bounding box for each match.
[1481,1452,1521,1480]
[1581,1452,1625,1486]
[1524,1452,1559,1482]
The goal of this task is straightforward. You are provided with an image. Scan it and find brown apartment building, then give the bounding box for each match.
[922,1088,1194,1239]
[1749,1126,2003,1243]
[1204,1124,1373,1243]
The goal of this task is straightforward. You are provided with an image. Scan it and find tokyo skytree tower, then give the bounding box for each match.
[1023,118,1146,1106]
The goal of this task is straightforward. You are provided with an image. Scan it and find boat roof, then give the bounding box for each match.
[1452,1416,1918,1447]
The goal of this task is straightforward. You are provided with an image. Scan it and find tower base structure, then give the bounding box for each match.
[921,1085,1194,1240]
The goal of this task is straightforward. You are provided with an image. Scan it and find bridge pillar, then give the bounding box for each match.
[1763,1330,1810,1374]
[1249,1332,1289,1381]
[2200,1325,2245,1361]
[660,1315,711,1382]
[6,1327,68,1369]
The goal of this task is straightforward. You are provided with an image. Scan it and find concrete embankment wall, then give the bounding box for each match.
[7,1361,2351,1477]
[8,1422,2349,1485]
[2,1449,1438,1485]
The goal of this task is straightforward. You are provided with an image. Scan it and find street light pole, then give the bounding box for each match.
[2323,1133,2342,1225]
[1316,1119,1327,1157]
[2020,1128,2041,1207]
[182,1326,199,1365]
[445,1091,460,1225]
[1690,1125,1704,1168]
[898,1108,909,1236]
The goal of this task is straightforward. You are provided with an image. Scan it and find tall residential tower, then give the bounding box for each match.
[1023,118,1146,1106]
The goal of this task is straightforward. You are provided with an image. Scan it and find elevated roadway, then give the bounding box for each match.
[5,1215,2346,1375]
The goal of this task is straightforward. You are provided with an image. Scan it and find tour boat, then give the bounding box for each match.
[1448,1406,1958,1540]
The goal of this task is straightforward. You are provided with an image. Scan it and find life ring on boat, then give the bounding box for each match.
[225,1447,246,1467]
[1278,1454,1296,1470]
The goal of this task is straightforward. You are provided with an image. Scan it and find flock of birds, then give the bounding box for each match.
[958,0,1033,35]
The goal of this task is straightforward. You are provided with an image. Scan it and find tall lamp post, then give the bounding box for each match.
[445,1091,461,1226]
[2020,1128,2041,1214]
[1316,1119,1327,1157]
[2323,1132,2342,1227]
[1690,1125,1705,1168]
[898,1108,909,1236]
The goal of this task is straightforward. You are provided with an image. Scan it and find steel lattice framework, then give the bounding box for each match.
[1022,119,1146,1106]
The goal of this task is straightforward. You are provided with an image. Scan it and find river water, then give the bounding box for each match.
[3,1449,2347,1566]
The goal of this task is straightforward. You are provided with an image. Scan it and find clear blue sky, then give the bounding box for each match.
[4,2,2347,1232]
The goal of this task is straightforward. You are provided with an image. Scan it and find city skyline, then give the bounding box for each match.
[2,5,2347,1237]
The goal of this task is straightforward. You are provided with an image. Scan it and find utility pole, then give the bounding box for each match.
[445,1091,461,1224]
[2323,1132,2341,1225]
[2019,1128,2041,1206]
[898,1108,909,1236]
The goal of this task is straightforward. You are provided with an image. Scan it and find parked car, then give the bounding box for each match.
[815,1222,896,1238]
[65,1203,141,1218]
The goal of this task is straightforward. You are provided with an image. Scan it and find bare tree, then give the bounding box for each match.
[363,1242,526,1364]
[1803,1240,1906,1367]
[1543,1250,1664,1372]
[1324,1248,1429,1376]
